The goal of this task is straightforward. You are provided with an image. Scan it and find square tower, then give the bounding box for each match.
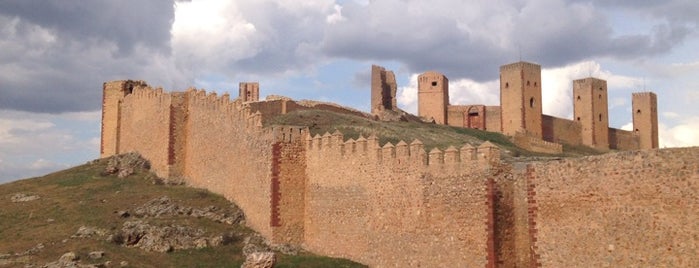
[573,77,609,149]
[499,62,542,138]
[418,71,449,124]
[101,80,147,158]
[239,82,259,102]
[632,92,659,149]
[371,65,398,115]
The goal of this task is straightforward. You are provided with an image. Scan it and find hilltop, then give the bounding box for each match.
[0,154,366,268]
[265,109,604,159]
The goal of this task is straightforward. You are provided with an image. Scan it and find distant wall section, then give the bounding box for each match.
[524,148,699,267]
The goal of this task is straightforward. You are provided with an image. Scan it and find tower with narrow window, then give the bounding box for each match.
[418,71,449,124]
[574,77,609,149]
[239,82,260,102]
[632,92,659,149]
[499,61,542,138]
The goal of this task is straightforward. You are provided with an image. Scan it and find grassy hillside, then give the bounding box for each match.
[0,157,366,268]
[266,109,603,158]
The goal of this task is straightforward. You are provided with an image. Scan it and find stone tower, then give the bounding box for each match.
[573,77,609,149]
[499,61,542,138]
[632,92,659,149]
[239,82,259,102]
[371,65,397,115]
[100,80,147,158]
[418,71,449,124]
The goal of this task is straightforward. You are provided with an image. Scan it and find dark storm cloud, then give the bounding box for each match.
[0,0,174,54]
[322,0,696,82]
[0,1,177,113]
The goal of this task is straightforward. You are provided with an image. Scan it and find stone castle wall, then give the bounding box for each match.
[541,115,582,146]
[181,90,277,238]
[303,135,499,267]
[522,148,699,267]
[117,86,173,178]
[103,80,692,267]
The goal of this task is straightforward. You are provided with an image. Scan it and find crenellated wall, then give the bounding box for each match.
[102,79,689,267]
[303,132,499,267]
[117,85,173,178]
[181,89,276,238]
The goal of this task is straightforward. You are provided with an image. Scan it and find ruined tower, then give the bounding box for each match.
[499,62,542,138]
[574,77,609,149]
[632,92,659,149]
[239,82,260,102]
[100,80,147,158]
[371,65,398,115]
[418,71,449,124]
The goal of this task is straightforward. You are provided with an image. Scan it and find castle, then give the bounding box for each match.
[101,62,697,267]
[371,61,658,153]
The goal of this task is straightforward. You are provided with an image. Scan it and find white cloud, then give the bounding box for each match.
[397,74,419,114]
[0,110,99,182]
[659,118,699,148]
[327,4,346,24]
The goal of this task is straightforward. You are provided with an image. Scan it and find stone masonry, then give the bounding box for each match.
[101,63,687,267]
[413,61,658,152]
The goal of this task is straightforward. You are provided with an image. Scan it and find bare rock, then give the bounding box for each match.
[72,226,108,238]
[102,152,150,178]
[112,220,225,252]
[59,252,78,263]
[241,252,276,268]
[11,193,40,202]
[242,235,271,256]
[88,251,104,260]
[133,196,244,225]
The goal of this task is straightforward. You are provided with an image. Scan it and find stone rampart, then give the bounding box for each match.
[180,89,275,238]
[522,148,699,267]
[541,115,582,145]
[117,85,173,178]
[303,132,499,267]
[608,127,639,150]
[513,131,563,154]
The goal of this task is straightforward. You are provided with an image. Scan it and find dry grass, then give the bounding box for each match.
[0,158,366,267]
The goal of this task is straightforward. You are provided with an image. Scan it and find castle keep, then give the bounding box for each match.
[403,61,658,153]
[101,62,697,267]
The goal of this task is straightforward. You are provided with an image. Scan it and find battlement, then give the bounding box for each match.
[305,130,500,169]
[499,61,540,71]
[632,92,657,97]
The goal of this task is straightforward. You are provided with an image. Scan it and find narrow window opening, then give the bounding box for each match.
[505,82,509,88]
[127,85,134,95]
[527,81,531,86]
[431,81,438,86]
[534,82,538,86]
[598,94,602,99]
[635,128,639,132]
[599,113,602,122]
[529,97,535,108]
[577,117,581,121]
[577,96,581,100]
[636,109,641,114]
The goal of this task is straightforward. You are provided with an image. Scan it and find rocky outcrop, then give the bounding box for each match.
[241,234,277,268]
[109,220,230,252]
[102,152,150,178]
[10,193,40,202]
[133,196,244,225]
[72,226,108,238]
[241,252,276,268]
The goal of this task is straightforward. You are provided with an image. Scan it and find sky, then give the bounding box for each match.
[1,0,698,183]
